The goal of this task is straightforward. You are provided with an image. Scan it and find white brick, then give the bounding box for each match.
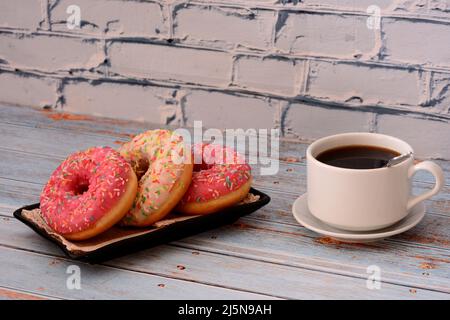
[284,102,373,139]
[174,5,274,50]
[0,33,104,72]
[427,0,450,17]
[430,72,450,113]
[109,42,232,86]
[233,56,302,95]
[50,0,167,36]
[0,72,58,108]
[184,91,276,129]
[63,81,180,124]
[377,114,450,158]
[307,61,421,106]
[0,0,43,30]
[276,12,375,58]
[391,0,450,18]
[383,18,450,67]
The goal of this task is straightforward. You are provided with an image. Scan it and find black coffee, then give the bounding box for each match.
[316,145,400,169]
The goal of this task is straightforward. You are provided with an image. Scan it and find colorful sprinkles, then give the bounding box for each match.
[180,143,251,205]
[118,129,188,225]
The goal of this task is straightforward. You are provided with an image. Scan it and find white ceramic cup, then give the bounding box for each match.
[307,132,445,231]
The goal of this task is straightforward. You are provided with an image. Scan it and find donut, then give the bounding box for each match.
[177,144,252,215]
[119,129,193,226]
[40,146,138,241]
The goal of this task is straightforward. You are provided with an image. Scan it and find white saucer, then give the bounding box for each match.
[292,193,426,243]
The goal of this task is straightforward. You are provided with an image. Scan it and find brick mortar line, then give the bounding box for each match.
[1,28,450,75]
[44,0,449,24]
[187,0,450,24]
[1,66,449,123]
[35,0,450,25]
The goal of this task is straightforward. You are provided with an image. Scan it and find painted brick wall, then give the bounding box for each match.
[0,0,449,158]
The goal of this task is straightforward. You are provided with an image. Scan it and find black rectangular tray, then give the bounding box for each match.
[14,188,270,263]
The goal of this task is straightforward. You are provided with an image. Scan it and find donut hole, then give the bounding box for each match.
[70,175,90,196]
[133,158,150,180]
[74,182,90,196]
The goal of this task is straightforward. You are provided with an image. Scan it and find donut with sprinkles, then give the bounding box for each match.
[119,129,193,226]
[40,146,138,240]
[177,143,252,215]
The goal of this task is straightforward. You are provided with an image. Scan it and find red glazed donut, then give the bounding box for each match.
[177,144,252,215]
[40,146,138,241]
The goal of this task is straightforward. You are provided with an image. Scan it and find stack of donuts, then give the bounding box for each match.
[40,130,252,240]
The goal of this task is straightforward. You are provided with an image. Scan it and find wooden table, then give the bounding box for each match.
[0,103,449,300]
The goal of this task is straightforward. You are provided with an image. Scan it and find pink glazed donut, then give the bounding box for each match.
[40,147,138,241]
[177,144,252,215]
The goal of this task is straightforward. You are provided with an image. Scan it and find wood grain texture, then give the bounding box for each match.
[0,245,273,300]
[0,103,449,299]
[0,217,446,300]
[1,103,449,182]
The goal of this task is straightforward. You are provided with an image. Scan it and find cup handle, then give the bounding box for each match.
[407,161,445,211]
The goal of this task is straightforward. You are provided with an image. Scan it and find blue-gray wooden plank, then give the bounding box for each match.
[0,217,447,299]
[0,245,273,300]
